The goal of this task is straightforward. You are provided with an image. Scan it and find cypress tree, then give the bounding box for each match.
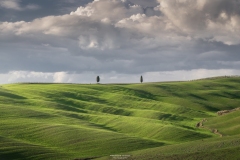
[96,76,100,83]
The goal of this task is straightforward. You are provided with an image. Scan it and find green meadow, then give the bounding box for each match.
[0,77,240,160]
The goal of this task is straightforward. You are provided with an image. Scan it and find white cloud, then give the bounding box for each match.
[144,69,240,82]
[157,0,240,45]
[2,71,72,84]
[70,0,143,23]
[1,69,240,84]
[3,0,240,51]
[0,0,40,11]
[6,71,53,83]
[53,72,69,83]
[0,0,21,10]
[71,6,94,17]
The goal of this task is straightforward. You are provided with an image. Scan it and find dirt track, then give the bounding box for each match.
[217,107,240,116]
[196,118,222,137]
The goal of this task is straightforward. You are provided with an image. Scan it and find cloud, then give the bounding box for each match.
[0,0,184,52]
[70,0,143,22]
[25,4,40,10]
[0,0,21,10]
[157,0,240,45]
[1,69,240,84]
[0,0,240,84]
[128,0,158,8]
[53,72,69,83]
[6,71,53,83]
[4,71,72,83]
[0,0,40,11]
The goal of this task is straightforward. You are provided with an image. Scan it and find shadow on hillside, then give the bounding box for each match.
[52,98,132,117]
[132,89,156,100]
[223,91,240,99]
[189,94,207,101]
[61,113,87,120]
[158,113,189,121]
[59,92,108,104]
[59,113,118,132]
[26,113,56,119]
[196,102,219,112]
[89,123,118,132]
[0,151,30,160]
[179,125,195,130]
[0,91,26,99]
[221,84,238,89]
[208,92,226,98]
[52,104,87,113]
[88,86,157,101]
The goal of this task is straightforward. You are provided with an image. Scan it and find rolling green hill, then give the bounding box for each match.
[0,77,240,160]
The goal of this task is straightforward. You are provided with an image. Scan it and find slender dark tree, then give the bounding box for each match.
[140,75,143,83]
[96,76,100,83]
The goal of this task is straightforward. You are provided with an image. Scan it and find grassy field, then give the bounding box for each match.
[0,77,240,160]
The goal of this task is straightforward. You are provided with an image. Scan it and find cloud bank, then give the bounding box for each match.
[0,0,240,83]
[1,69,240,84]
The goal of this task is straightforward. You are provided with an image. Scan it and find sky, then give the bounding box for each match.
[1,0,240,84]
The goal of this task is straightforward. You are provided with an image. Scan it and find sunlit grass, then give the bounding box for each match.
[0,77,240,159]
